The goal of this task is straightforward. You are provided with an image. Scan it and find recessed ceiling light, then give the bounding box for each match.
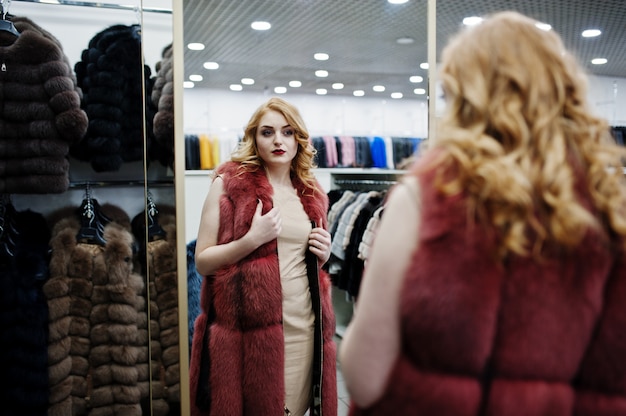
[462,16,483,26]
[373,85,385,92]
[315,70,329,78]
[230,84,243,91]
[391,92,403,99]
[535,22,552,31]
[332,83,344,90]
[591,58,608,65]
[388,0,409,4]
[410,75,423,83]
[396,37,414,45]
[314,53,329,61]
[316,89,328,95]
[420,62,429,69]
[187,43,205,50]
[251,21,271,31]
[203,62,219,70]
[184,81,195,89]
[582,29,602,37]
[274,86,287,94]
[414,88,426,95]
[241,78,255,85]
[189,74,203,82]
[289,80,302,88]
[353,90,365,97]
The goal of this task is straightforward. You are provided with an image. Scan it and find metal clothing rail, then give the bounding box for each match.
[69,179,174,188]
[12,0,171,14]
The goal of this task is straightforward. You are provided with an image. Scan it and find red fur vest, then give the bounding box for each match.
[352,155,626,415]
[190,161,337,416]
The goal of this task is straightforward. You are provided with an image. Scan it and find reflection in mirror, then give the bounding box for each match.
[178,1,428,415]
[3,0,177,414]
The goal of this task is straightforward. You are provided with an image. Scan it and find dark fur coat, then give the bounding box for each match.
[71,24,156,172]
[190,161,338,416]
[351,154,626,415]
[0,16,88,193]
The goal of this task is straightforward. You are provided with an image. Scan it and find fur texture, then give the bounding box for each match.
[351,154,626,415]
[190,161,337,416]
[0,16,88,193]
[71,24,156,172]
[45,204,148,415]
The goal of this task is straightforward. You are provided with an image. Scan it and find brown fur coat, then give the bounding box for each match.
[45,204,147,416]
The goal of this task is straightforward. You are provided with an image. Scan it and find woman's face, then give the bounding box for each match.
[255,110,299,168]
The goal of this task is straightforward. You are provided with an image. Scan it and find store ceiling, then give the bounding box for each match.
[182,0,626,100]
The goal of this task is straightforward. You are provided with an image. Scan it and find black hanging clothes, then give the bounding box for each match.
[0,205,51,416]
[71,24,156,172]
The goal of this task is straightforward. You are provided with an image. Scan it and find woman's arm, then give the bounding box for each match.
[194,176,282,276]
[339,176,421,408]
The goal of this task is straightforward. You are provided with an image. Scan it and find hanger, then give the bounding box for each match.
[76,183,109,246]
[0,0,20,37]
[146,190,166,241]
[0,194,18,256]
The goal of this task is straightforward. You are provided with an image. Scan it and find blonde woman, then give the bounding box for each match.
[190,97,337,416]
[341,11,626,415]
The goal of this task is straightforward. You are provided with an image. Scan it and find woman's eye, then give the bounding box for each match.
[283,129,295,137]
[261,129,273,137]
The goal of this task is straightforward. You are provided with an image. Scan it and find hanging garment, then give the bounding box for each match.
[71,24,156,172]
[0,16,88,193]
[0,208,50,416]
[151,44,174,168]
[45,204,148,416]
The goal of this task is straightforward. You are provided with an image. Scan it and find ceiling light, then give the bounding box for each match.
[396,37,414,45]
[410,75,423,83]
[462,16,483,26]
[315,70,329,77]
[189,74,203,82]
[420,62,429,69]
[184,81,195,89]
[241,78,255,85]
[314,53,329,61]
[230,84,243,91]
[274,86,287,94]
[316,89,328,95]
[414,88,426,95]
[203,61,219,70]
[187,42,205,50]
[353,90,365,97]
[535,22,552,31]
[251,21,271,31]
[388,0,409,4]
[582,29,602,37]
[332,83,344,90]
[373,85,385,92]
[289,80,302,88]
[591,58,608,65]
[391,92,403,99]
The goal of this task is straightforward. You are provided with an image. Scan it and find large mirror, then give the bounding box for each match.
[174,1,626,415]
[176,0,429,414]
[5,0,178,414]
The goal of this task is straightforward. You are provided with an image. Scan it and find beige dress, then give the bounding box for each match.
[274,185,315,416]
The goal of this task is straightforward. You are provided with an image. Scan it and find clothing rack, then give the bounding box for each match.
[333,178,397,190]
[12,0,171,14]
[69,179,174,189]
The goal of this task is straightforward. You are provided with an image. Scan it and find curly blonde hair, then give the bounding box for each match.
[428,11,626,258]
[230,97,320,194]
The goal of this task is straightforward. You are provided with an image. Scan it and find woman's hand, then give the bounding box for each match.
[308,219,331,264]
[247,199,282,246]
